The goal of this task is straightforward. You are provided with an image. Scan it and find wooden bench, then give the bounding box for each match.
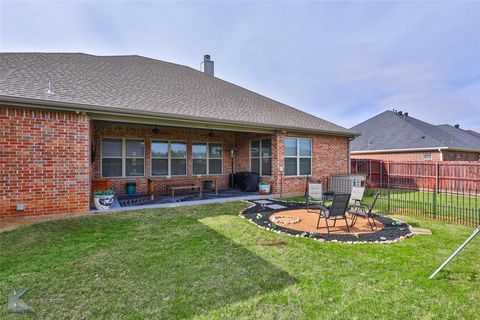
[167,184,203,199]
[148,178,218,199]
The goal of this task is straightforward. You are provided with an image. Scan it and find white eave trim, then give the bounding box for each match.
[0,95,357,137]
[351,147,480,154]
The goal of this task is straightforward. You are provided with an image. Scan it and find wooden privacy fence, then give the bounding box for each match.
[351,159,480,193]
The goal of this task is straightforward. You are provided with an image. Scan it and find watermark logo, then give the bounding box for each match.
[8,288,32,314]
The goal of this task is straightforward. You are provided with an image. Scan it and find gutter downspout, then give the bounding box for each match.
[348,137,355,174]
[439,148,443,161]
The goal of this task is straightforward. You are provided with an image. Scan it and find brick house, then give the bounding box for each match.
[350,110,480,162]
[0,53,356,217]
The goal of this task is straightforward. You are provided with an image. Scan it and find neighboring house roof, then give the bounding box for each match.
[350,110,480,153]
[466,129,480,139]
[0,52,354,136]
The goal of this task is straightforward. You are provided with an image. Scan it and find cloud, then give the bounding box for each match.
[1,1,479,130]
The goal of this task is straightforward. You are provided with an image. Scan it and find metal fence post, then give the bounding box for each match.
[369,159,372,184]
[380,161,383,188]
[387,161,391,213]
[433,184,437,220]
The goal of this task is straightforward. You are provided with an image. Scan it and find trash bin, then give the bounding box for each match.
[126,182,136,194]
[234,172,259,192]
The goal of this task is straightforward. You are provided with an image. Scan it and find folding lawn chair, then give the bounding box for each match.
[317,193,351,233]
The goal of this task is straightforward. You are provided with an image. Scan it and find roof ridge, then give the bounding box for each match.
[350,110,392,129]
[135,54,352,133]
[399,114,446,146]
[0,52,354,135]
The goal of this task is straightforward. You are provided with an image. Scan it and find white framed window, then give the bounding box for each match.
[284,137,312,176]
[423,153,432,161]
[102,138,145,178]
[251,139,272,176]
[193,142,223,175]
[102,138,122,178]
[151,141,187,176]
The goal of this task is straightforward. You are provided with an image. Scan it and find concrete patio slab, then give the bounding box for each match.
[266,204,287,210]
[1,194,282,233]
[254,200,274,204]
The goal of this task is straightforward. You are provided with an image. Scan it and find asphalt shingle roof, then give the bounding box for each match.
[350,110,480,152]
[0,52,354,135]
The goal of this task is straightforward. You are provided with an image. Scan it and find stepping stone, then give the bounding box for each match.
[266,204,287,210]
[409,227,432,235]
[255,200,273,204]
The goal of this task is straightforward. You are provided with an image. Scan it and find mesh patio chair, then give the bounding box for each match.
[349,186,365,207]
[306,183,324,212]
[317,193,351,233]
[348,192,381,230]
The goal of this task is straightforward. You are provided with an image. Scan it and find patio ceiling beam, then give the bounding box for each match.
[88,113,275,134]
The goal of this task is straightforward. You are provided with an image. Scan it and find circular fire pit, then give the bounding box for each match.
[241,199,414,243]
[269,209,384,235]
[271,215,301,225]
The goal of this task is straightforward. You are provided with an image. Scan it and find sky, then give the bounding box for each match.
[1,1,479,131]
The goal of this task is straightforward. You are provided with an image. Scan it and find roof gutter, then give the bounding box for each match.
[351,146,480,154]
[0,95,357,138]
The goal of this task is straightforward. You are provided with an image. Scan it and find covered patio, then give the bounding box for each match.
[90,119,279,207]
[89,117,350,210]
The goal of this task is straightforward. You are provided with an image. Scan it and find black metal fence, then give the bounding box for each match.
[325,173,480,227]
[365,183,480,227]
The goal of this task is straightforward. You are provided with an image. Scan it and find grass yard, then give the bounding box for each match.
[1,202,479,319]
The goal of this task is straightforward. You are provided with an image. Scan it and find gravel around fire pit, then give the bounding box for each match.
[241,199,414,243]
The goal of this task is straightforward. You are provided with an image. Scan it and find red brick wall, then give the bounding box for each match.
[273,132,349,194]
[0,106,90,217]
[443,151,479,162]
[0,107,355,217]
[351,151,442,162]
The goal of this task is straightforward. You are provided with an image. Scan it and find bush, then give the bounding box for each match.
[94,189,115,196]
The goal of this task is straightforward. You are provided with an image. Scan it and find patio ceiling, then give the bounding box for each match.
[90,113,275,134]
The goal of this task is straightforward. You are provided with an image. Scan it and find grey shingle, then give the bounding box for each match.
[0,52,354,135]
[350,110,480,152]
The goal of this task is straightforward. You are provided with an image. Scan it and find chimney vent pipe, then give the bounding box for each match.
[201,54,214,76]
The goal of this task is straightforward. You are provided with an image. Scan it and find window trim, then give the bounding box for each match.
[284,137,312,176]
[101,137,145,178]
[151,140,187,177]
[423,153,432,161]
[250,139,272,176]
[192,141,224,176]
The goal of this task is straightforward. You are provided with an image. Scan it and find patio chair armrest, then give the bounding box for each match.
[349,203,368,213]
[318,204,330,212]
[352,202,369,209]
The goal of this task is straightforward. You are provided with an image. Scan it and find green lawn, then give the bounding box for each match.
[1,202,479,319]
